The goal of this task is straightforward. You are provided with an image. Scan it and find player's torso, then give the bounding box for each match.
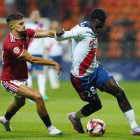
[71,21,98,78]
[26,22,45,55]
[1,33,29,80]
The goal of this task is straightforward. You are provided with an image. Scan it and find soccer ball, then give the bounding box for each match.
[86,118,106,137]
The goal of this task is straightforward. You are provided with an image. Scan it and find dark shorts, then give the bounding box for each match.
[70,66,113,103]
[27,55,43,71]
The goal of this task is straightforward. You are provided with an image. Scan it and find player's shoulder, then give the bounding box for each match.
[78,21,90,28]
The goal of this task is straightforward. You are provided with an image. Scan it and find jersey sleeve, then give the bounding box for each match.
[71,25,86,39]
[7,43,24,58]
[26,28,37,38]
[55,25,86,42]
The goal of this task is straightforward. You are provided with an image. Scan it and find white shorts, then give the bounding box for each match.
[1,80,27,98]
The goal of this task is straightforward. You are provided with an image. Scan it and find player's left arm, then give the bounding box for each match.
[19,50,63,75]
[35,29,64,38]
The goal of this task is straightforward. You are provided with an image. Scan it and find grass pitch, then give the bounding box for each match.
[0,80,140,140]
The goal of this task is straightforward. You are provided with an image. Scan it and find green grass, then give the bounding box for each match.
[0,81,140,140]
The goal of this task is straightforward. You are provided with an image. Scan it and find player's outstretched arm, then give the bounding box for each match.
[55,28,73,41]
[19,51,63,75]
[35,29,64,38]
[35,30,56,38]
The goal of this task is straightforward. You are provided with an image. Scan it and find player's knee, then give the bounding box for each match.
[34,91,43,102]
[90,101,102,112]
[113,86,126,101]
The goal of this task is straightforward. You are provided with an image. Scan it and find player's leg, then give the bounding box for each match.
[34,60,48,101]
[48,66,60,89]
[18,84,62,135]
[68,73,102,133]
[0,96,25,131]
[27,62,33,88]
[99,71,140,135]
[48,56,61,89]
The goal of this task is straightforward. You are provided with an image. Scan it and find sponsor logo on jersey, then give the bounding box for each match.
[13,47,20,54]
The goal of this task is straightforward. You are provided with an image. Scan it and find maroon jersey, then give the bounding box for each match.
[1,29,37,81]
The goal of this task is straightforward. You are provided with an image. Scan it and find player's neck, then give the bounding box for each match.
[11,30,24,38]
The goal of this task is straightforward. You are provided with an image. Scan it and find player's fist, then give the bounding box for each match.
[56,28,64,36]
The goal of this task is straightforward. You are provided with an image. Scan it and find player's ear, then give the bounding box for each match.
[9,23,14,29]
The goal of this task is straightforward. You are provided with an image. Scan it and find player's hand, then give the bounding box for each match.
[54,62,63,75]
[56,28,64,37]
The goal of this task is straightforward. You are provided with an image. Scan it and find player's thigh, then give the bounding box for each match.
[70,73,101,103]
[100,78,122,95]
[18,84,41,100]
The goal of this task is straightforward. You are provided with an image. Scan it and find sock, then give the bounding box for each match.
[41,114,52,128]
[4,111,15,121]
[71,109,85,120]
[48,68,59,89]
[27,74,32,88]
[37,74,46,96]
[124,109,138,129]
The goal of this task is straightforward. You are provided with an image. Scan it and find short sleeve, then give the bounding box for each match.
[7,43,24,58]
[26,28,37,38]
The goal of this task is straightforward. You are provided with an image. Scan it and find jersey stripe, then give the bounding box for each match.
[72,75,88,101]
[79,49,96,76]
[28,24,43,47]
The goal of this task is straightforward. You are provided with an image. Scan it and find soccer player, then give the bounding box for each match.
[55,8,140,136]
[0,13,63,135]
[45,20,70,89]
[26,10,49,101]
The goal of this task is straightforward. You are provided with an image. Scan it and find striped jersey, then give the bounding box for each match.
[55,21,98,78]
[25,22,48,55]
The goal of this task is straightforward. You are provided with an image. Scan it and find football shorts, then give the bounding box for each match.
[1,80,27,98]
[70,65,113,102]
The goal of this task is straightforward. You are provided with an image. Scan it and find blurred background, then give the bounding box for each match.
[0,0,140,81]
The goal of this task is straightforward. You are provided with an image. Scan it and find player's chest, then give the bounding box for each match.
[16,39,29,50]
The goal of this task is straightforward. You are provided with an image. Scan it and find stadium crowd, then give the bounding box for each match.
[0,0,140,60]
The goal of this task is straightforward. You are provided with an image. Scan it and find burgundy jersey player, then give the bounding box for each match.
[0,13,64,135]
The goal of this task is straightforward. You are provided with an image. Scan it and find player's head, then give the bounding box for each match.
[89,8,107,33]
[6,13,26,33]
[51,20,61,30]
[30,10,40,23]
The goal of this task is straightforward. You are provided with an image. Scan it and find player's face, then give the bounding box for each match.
[12,18,26,33]
[90,19,105,34]
[30,11,40,23]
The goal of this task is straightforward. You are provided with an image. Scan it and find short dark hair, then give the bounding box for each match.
[89,8,107,22]
[6,13,24,24]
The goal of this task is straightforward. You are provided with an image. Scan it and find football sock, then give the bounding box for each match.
[48,68,59,89]
[27,74,32,88]
[41,114,52,128]
[4,111,15,121]
[124,109,138,129]
[37,74,46,96]
[71,110,85,120]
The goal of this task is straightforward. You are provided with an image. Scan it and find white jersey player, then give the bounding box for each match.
[45,20,70,89]
[55,8,140,136]
[26,10,49,101]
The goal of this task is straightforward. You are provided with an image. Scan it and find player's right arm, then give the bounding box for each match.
[55,26,86,42]
[19,51,63,75]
